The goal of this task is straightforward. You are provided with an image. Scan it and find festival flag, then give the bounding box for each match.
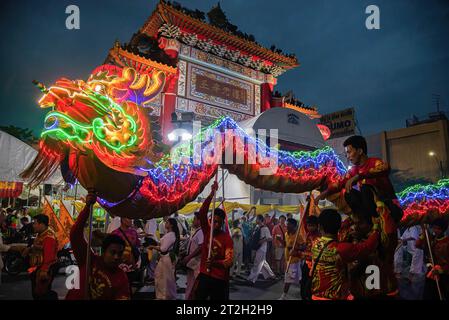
[298,202,307,241]
[59,200,75,238]
[43,197,69,250]
[0,181,23,198]
[309,194,321,217]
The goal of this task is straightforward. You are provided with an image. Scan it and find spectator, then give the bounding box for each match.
[272,215,287,275]
[394,225,426,299]
[144,218,158,238]
[149,218,180,300]
[416,218,449,300]
[158,216,169,239]
[231,219,244,277]
[247,215,276,284]
[241,208,256,271]
[181,211,203,299]
[106,215,121,233]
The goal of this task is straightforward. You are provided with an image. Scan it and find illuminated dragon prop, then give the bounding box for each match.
[397,179,449,226]
[21,65,448,224]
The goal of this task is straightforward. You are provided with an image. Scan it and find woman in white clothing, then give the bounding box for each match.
[149,218,180,300]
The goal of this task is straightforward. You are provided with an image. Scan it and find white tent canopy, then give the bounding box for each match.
[0,130,63,184]
[238,107,325,149]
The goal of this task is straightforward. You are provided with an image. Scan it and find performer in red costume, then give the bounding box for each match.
[317,135,402,223]
[192,181,234,300]
[66,194,130,300]
[347,194,399,299]
[299,215,320,300]
[26,214,58,300]
[311,209,380,300]
[416,218,449,300]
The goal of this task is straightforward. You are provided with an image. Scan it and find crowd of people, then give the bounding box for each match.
[1,135,449,301]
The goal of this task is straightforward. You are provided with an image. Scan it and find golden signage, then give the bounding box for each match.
[320,108,356,139]
[195,74,247,105]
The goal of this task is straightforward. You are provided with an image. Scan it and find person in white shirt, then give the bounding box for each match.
[0,213,27,285]
[158,216,168,239]
[247,215,276,284]
[142,218,158,281]
[106,215,121,234]
[171,212,189,236]
[232,219,244,277]
[149,218,180,300]
[394,225,426,299]
[144,219,158,238]
[180,212,204,299]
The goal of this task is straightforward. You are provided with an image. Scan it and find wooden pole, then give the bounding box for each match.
[74,182,78,202]
[38,186,42,208]
[285,193,312,275]
[84,189,96,300]
[105,213,110,233]
[26,184,31,207]
[423,224,444,300]
[72,183,78,218]
[221,168,225,203]
[207,173,219,273]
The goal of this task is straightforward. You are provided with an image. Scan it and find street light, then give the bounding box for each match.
[428,151,445,179]
[168,112,195,142]
[167,128,192,142]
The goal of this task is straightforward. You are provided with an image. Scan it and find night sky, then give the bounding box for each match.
[1,0,448,137]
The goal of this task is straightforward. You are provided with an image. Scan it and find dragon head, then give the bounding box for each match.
[22,65,166,194]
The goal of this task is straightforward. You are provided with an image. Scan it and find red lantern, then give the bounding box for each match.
[317,124,331,141]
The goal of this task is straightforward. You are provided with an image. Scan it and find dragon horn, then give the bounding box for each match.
[32,80,49,94]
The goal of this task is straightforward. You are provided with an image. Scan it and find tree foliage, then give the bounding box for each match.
[0,125,39,146]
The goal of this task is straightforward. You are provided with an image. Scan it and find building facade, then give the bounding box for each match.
[378,119,449,190]
[103,1,320,143]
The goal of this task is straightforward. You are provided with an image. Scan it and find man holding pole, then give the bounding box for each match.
[192,180,234,300]
[26,214,59,300]
[416,218,449,300]
[279,218,303,300]
[247,214,276,284]
[66,194,130,300]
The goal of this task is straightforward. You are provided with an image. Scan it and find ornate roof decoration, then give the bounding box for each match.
[157,22,285,77]
[284,102,320,119]
[140,1,299,77]
[106,42,178,75]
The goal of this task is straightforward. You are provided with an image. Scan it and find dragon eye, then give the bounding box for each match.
[94,84,104,92]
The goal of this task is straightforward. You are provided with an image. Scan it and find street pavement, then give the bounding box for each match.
[0,267,302,300]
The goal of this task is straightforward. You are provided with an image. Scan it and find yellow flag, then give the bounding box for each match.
[59,201,75,239]
[43,197,69,251]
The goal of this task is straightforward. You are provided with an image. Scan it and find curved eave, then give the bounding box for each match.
[140,2,299,69]
[107,46,178,74]
[284,103,320,119]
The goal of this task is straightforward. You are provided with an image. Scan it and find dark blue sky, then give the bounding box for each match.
[1,0,448,136]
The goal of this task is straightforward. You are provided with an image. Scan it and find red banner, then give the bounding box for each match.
[0,181,23,198]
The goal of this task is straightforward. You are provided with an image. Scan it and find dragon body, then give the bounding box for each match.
[22,65,448,224]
